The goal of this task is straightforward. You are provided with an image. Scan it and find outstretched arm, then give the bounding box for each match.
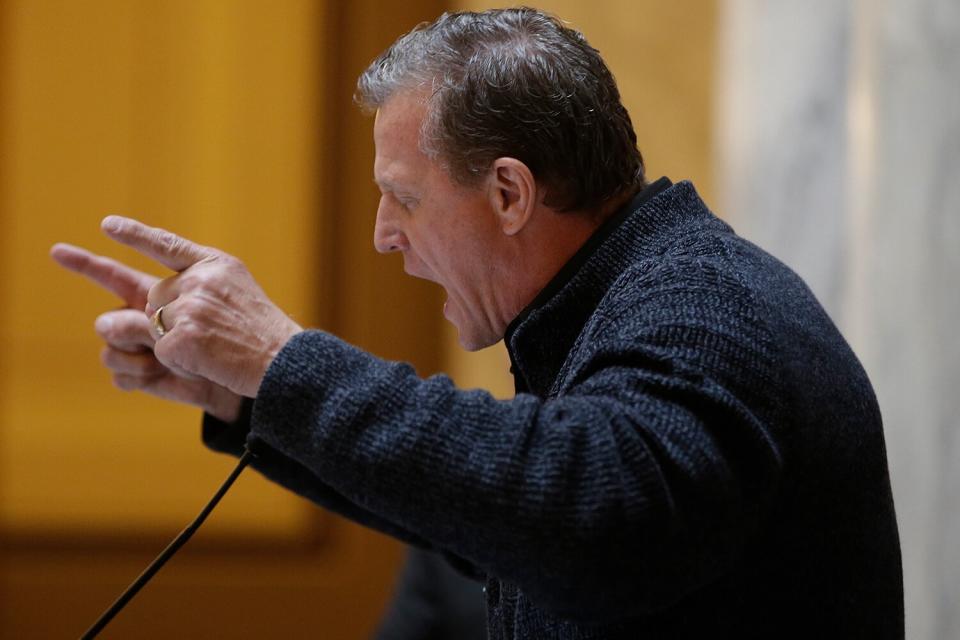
[53,223,440,554]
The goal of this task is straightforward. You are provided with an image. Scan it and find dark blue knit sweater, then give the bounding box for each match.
[205,180,903,638]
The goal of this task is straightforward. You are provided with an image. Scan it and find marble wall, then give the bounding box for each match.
[717,1,960,637]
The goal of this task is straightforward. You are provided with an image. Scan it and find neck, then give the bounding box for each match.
[494,188,639,330]
[488,223,589,335]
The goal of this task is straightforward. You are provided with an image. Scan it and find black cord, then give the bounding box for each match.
[80,447,255,639]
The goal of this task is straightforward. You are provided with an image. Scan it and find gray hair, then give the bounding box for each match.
[355,7,646,213]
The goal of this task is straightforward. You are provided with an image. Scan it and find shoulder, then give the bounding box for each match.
[557,229,783,396]
[600,230,768,330]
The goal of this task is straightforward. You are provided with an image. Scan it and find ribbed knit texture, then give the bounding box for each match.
[204,181,903,639]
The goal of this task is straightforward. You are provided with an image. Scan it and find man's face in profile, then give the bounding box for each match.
[372,91,508,351]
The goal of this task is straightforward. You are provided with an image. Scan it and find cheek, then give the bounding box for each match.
[409,228,450,269]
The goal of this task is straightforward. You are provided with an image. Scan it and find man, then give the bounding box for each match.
[52,7,903,639]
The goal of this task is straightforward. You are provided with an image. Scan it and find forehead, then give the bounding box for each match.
[373,91,431,186]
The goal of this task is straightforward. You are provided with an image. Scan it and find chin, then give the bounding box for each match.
[455,325,501,352]
[445,299,502,351]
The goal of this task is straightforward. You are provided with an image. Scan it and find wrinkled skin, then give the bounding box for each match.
[50,216,302,422]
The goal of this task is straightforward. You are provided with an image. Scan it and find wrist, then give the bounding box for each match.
[206,386,244,423]
[257,319,302,392]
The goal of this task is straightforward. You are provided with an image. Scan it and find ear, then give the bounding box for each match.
[487,158,537,236]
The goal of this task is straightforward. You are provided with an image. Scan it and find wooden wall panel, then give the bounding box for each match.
[0,0,445,637]
[0,0,319,539]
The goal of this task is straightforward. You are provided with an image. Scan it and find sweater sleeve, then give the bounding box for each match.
[248,321,783,622]
[202,399,437,549]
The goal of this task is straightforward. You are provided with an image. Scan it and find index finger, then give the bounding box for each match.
[50,242,157,307]
[101,215,217,273]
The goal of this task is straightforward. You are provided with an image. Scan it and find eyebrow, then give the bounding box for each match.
[374,174,404,190]
[374,177,418,197]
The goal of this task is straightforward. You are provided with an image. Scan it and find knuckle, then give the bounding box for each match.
[94,314,116,340]
[215,253,244,276]
[95,324,112,342]
[155,229,181,255]
[152,338,175,369]
[113,374,136,391]
[178,271,198,290]
[157,337,195,376]
[178,295,203,318]
[105,327,125,346]
[131,355,155,376]
[182,266,219,295]
[147,281,164,305]
[100,320,131,346]
[222,254,243,270]
[172,318,203,342]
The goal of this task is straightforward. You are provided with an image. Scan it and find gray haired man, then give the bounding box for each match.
[54,8,903,639]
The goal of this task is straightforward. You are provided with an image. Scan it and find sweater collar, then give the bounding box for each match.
[504,177,672,346]
[504,178,708,396]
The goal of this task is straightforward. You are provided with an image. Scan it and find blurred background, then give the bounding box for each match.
[0,0,955,637]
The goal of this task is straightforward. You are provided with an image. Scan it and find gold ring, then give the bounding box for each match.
[151,305,167,337]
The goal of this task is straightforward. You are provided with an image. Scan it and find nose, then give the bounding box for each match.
[373,197,408,254]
